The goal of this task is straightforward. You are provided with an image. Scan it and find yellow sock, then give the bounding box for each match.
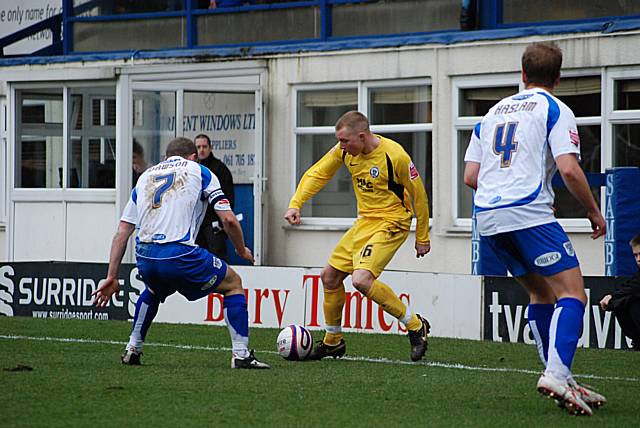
[367,280,407,319]
[367,279,421,331]
[405,314,422,331]
[322,285,345,346]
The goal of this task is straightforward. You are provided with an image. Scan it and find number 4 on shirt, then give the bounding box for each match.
[492,122,519,168]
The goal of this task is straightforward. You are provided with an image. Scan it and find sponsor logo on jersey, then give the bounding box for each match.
[511,94,534,101]
[409,162,419,180]
[534,252,561,267]
[370,166,380,178]
[356,177,374,192]
[563,241,575,257]
[569,129,580,146]
[201,275,218,291]
[489,195,502,204]
[152,233,166,241]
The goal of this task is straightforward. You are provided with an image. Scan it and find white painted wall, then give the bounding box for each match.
[65,202,117,262]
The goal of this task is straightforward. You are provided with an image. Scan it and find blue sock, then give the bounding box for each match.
[128,288,160,351]
[547,297,585,380]
[527,303,554,366]
[224,294,249,358]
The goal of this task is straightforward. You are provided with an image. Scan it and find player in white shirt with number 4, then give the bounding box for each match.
[464,43,606,416]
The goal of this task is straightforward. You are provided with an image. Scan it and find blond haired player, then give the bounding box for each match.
[284,111,431,361]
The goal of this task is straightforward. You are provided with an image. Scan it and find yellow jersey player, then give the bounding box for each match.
[284,111,432,361]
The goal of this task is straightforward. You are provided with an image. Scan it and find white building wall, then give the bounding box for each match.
[0,229,6,261]
[1,30,639,273]
[265,31,640,275]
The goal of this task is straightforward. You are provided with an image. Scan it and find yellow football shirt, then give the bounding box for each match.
[288,135,430,244]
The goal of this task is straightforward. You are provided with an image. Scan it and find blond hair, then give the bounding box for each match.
[335,111,370,133]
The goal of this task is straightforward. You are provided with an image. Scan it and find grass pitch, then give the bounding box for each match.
[1,317,639,427]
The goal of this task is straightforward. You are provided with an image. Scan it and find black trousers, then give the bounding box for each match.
[613,299,640,349]
[196,226,229,263]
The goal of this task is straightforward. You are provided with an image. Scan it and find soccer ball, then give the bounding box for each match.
[276,324,313,360]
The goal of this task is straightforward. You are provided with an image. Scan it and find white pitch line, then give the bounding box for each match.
[1,334,638,383]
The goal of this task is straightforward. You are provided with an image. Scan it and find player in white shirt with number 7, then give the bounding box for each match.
[93,137,269,370]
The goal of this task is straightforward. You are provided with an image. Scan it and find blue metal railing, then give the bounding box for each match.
[2,0,639,58]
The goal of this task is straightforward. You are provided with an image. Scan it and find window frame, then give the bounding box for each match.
[0,96,6,226]
[451,73,521,230]
[10,81,117,202]
[452,69,606,233]
[606,68,640,170]
[292,78,432,229]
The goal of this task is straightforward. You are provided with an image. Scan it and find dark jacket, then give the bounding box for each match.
[609,270,640,311]
[200,153,235,231]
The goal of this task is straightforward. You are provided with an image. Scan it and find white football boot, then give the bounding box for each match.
[537,373,592,416]
[568,377,606,409]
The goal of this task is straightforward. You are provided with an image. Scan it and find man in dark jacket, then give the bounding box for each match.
[194,134,235,262]
[600,234,640,350]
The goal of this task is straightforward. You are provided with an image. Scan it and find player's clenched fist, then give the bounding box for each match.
[284,208,301,225]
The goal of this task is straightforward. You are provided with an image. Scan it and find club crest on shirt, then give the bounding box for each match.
[212,257,223,269]
[563,241,575,257]
[569,129,580,146]
[409,162,419,180]
[370,166,380,178]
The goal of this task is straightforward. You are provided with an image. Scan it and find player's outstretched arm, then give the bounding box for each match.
[284,207,301,225]
[555,154,605,239]
[217,209,255,264]
[396,154,431,257]
[286,143,343,223]
[93,221,135,308]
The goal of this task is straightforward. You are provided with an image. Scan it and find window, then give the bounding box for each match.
[552,75,602,219]
[611,76,640,169]
[294,81,432,222]
[503,0,640,24]
[132,90,177,186]
[16,89,63,188]
[15,85,116,189]
[69,88,117,188]
[453,74,607,227]
[453,77,520,223]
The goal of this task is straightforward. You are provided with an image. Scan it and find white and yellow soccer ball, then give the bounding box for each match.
[276,324,313,360]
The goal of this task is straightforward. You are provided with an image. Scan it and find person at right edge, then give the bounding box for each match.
[284,111,431,363]
[464,43,606,416]
[600,233,640,351]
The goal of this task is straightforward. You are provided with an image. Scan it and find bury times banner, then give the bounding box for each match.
[0,262,482,340]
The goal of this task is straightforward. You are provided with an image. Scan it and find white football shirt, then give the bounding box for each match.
[464,88,581,236]
[121,156,231,245]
